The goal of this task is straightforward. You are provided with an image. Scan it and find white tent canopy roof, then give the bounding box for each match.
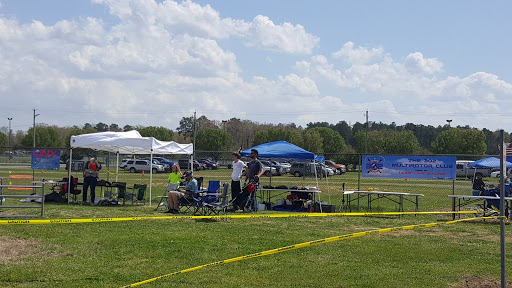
[70,130,193,155]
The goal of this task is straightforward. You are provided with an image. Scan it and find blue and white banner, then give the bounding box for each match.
[362,155,456,180]
[31,149,61,170]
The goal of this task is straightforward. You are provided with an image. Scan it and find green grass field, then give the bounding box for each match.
[1,166,510,287]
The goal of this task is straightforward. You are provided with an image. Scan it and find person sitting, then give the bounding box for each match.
[166,171,197,214]
[472,174,485,196]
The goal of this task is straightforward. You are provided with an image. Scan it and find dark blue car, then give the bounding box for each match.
[152,157,177,171]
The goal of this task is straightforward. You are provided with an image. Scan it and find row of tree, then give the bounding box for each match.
[0,117,508,159]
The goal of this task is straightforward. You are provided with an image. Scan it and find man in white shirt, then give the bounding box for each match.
[230,151,246,210]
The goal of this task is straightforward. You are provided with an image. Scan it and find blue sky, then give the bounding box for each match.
[0,0,511,133]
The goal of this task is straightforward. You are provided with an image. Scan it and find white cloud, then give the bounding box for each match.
[92,0,318,54]
[404,52,443,74]
[295,42,512,128]
[1,2,512,131]
[242,15,319,54]
[332,41,384,64]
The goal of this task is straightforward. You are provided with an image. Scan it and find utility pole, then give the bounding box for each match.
[7,118,12,159]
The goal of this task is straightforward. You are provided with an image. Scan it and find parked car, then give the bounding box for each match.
[324,160,346,175]
[261,164,278,176]
[178,159,205,171]
[279,161,292,171]
[119,158,131,169]
[198,159,218,170]
[151,159,170,171]
[123,159,165,173]
[490,168,512,178]
[152,157,178,171]
[319,163,335,176]
[272,161,290,174]
[289,162,330,177]
[456,160,492,178]
[260,160,285,175]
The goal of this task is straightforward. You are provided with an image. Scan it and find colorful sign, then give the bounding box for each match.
[31,149,61,170]
[362,155,456,180]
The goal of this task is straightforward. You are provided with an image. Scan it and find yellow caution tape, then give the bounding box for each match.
[0,211,482,225]
[121,216,505,287]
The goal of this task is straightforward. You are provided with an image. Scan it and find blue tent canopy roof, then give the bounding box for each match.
[241,141,324,162]
[469,157,512,168]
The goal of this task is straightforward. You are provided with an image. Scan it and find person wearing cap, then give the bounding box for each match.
[244,149,263,211]
[83,153,102,205]
[166,171,197,213]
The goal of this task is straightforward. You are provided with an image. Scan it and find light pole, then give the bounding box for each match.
[33,109,40,181]
[7,117,12,159]
[33,109,40,148]
[446,119,452,128]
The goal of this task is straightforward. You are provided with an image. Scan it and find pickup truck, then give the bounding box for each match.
[456,160,492,178]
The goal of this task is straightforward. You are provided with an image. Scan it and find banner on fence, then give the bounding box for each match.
[31,149,61,170]
[362,155,456,180]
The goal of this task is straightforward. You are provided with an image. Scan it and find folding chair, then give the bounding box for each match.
[178,193,204,214]
[127,184,147,205]
[111,182,127,205]
[155,183,179,211]
[61,177,81,202]
[205,183,230,215]
[199,180,221,205]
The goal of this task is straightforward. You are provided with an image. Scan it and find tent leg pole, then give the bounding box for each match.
[68,148,72,204]
[314,162,322,213]
[149,151,153,207]
[116,153,119,182]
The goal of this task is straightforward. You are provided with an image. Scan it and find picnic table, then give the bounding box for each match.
[341,190,424,213]
[448,194,512,219]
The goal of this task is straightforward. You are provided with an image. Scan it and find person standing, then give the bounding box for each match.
[244,149,263,211]
[231,152,246,210]
[83,153,101,205]
[472,174,485,196]
[167,164,182,187]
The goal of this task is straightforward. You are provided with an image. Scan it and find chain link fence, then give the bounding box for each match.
[0,147,502,214]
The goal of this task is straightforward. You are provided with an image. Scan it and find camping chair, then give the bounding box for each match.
[205,183,230,215]
[61,177,81,202]
[198,180,221,205]
[111,182,127,205]
[155,183,179,211]
[195,177,204,191]
[177,177,205,214]
[127,184,147,205]
[178,192,205,214]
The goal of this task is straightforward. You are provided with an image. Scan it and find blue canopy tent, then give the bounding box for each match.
[469,157,512,168]
[241,141,325,162]
[469,157,512,180]
[241,141,329,209]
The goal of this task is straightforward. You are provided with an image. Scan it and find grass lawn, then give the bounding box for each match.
[1,166,511,287]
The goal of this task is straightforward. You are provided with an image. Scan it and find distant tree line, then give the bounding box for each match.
[0,117,509,162]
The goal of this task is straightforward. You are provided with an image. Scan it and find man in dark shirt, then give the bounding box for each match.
[245,149,263,211]
[472,174,485,196]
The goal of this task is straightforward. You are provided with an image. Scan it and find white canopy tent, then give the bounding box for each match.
[68,130,193,206]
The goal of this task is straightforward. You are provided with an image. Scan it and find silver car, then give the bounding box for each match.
[123,159,165,173]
